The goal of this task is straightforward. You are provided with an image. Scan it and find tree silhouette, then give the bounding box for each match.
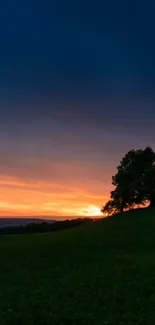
[101,147,155,216]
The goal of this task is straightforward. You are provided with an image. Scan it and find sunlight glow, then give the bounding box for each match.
[83,205,103,217]
[0,176,107,218]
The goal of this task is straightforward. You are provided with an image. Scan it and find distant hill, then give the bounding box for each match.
[0,218,55,228]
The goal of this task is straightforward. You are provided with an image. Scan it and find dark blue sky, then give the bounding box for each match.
[0,0,154,216]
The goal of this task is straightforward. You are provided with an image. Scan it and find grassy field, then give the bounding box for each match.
[1,208,155,324]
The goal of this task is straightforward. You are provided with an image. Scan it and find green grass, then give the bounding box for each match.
[1,208,155,324]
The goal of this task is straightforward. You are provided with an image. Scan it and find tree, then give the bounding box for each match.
[101,199,123,216]
[101,147,155,216]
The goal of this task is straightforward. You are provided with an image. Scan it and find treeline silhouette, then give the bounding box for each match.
[0,218,94,235]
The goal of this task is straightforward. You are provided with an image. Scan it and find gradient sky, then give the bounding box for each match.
[0,0,155,218]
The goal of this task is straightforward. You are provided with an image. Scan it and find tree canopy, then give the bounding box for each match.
[101,147,155,216]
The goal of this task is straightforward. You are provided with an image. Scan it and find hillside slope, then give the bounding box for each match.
[0,208,155,325]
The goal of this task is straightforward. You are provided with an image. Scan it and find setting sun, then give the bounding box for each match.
[84,205,103,217]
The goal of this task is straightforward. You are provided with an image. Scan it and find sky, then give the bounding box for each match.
[0,0,155,218]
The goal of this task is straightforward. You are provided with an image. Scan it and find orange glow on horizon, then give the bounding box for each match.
[77,205,103,217]
[0,175,109,219]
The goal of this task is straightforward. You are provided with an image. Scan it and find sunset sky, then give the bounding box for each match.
[0,0,155,218]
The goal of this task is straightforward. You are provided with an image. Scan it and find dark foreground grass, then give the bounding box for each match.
[1,208,155,324]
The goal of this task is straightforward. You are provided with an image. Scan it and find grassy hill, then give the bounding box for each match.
[0,208,155,325]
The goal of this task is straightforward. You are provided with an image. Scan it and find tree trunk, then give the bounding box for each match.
[120,205,124,213]
[149,195,155,207]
